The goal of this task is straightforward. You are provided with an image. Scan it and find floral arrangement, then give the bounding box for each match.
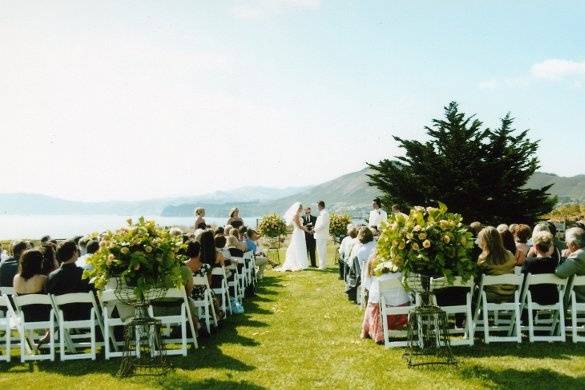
[329,213,353,243]
[372,203,475,285]
[83,217,184,299]
[258,213,288,239]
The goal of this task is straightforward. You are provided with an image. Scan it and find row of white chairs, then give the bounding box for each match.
[379,273,585,348]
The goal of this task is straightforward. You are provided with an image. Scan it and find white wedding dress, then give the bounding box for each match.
[277,203,309,272]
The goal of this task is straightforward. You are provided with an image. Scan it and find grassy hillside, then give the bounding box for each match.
[526,172,585,202]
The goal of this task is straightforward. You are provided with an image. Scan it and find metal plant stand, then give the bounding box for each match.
[402,274,457,367]
[115,283,171,377]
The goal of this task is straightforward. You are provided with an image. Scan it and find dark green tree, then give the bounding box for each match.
[367,102,555,225]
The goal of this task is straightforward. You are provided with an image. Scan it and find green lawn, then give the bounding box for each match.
[2,249,585,389]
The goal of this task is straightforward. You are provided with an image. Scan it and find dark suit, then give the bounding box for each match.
[45,263,93,321]
[302,214,317,267]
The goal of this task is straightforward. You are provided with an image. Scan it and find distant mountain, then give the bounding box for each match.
[162,168,381,219]
[0,185,307,216]
[162,168,585,218]
[2,169,583,218]
[525,172,585,202]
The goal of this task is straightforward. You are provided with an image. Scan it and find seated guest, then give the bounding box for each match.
[76,240,99,270]
[0,241,29,287]
[339,225,358,279]
[194,207,207,229]
[40,242,58,275]
[40,235,52,244]
[183,241,211,298]
[227,235,245,258]
[229,229,248,252]
[361,258,410,343]
[477,227,516,302]
[514,224,532,262]
[555,227,585,301]
[13,249,51,322]
[469,221,483,263]
[224,225,234,236]
[200,230,225,268]
[215,234,231,260]
[527,223,561,261]
[214,226,225,236]
[522,231,559,305]
[45,240,93,321]
[499,228,520,264]
[227,208,244,229]
[239,225,248,240]
[246,229,268,278]
[185,238,224,319]
[357,227,376,269]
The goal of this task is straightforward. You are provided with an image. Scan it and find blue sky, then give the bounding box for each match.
[0,1,583,201]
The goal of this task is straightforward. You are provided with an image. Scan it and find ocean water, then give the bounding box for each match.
[0,215,260,240]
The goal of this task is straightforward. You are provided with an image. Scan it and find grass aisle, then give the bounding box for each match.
[2,264,585,389]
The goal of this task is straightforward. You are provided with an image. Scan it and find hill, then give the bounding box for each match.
[525,172,585,202]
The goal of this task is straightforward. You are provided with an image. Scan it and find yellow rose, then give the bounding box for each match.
[419,232,427,240]
[406,232,414,240]
[120,247,129,255]
[399,242,406,250]
[414,225,422,232]
[423,239,431,249]
[411,243,420,251]
[145,246,153,253]
[443,235,451,244]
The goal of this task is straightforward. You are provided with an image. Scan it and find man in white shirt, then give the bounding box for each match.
[368,198,387,230]
[313,200,330,270]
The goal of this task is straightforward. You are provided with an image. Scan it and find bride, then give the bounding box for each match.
[276,202,310,272]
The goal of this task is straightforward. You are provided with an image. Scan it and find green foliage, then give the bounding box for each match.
[372,202,476,285]
[258,213,287,238]
[83,217,184,298]
[367,102,556,225]
[329,213,352,242]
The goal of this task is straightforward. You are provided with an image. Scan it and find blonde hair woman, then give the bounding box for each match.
[477,226,516,302]
[194,208,206,229]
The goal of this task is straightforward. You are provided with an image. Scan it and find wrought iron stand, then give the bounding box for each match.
[402,276,457,367]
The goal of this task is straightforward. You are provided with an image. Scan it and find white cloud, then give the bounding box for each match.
[530,58,585,80]
[479,57,585,90]
[229,0,321,20]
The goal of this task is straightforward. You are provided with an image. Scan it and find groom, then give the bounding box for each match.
[313,200,330,270]
[302,206,317,267]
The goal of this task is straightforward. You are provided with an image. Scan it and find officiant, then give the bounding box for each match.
[303,206,317,268]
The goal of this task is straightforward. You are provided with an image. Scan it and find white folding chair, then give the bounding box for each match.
[232,256,247,299]
[211,267,232,316]
[568,275,585,343]
[12,294,56,362]
[473,274,523,343]
[192,276,218,333]
[430,276,475,346]
[51,292,103,360]
[99,289,137,359]
[243,251,256,287]
[0,293,18,362]
[227,261,244,302]
[149,288,198,356]
[0,287,15,296]
[379,278,415,348]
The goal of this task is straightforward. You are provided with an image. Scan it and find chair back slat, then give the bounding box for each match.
[525,273,568,286]
[13,294,53,307]
[481,274,523,286]
[52,292,94,306]
[0,286,14,295]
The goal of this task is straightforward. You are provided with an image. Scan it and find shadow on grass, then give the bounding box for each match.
[459,366,585,388]
[1,273,286,378]
[452,342,585,360]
